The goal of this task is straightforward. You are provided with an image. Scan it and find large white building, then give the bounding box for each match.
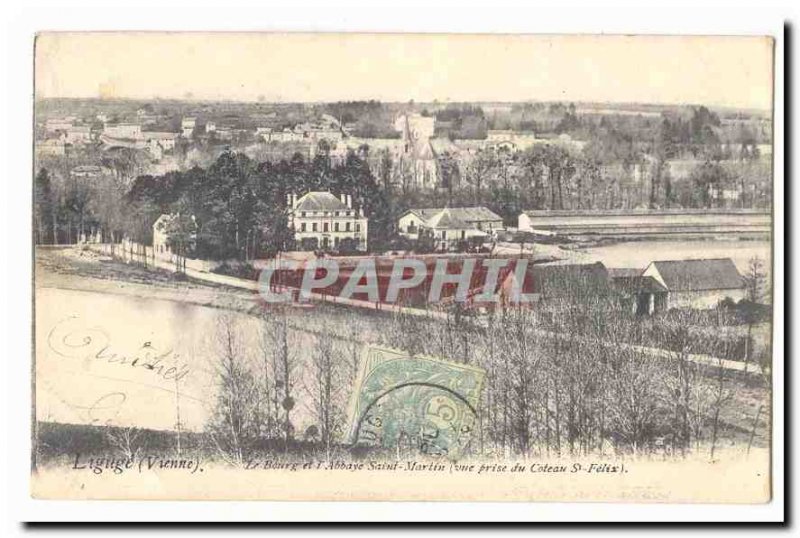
[289,191,368,251]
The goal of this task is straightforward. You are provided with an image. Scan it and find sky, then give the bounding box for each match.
[35,33,774,110]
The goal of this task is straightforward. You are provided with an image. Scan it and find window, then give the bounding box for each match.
[355,223,361,233]
[334,222,339,232]
[312,223,318,232]
[461,230,466,239]
[441,230,447,240]
[346,222,351,232]
[323,223,329,232]
[301,211,306,217]
[301,223,306,232]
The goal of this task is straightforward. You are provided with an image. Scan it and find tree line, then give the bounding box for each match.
[35,147,401,259]
[429,107,770,221]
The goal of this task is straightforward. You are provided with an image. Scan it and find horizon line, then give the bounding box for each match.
[33,95,772,114]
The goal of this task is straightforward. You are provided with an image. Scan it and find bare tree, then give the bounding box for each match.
[105,426,146,461]
[261,309,298,449]
[257,318,278,440]
[306,331,344,459]
[207,313,259,465]
[744,256,767,304]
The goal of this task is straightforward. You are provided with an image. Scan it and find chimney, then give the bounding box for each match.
[340,193,347,205]
[292,194,297,208]
[346,194,352,208]
[286,194,292,207]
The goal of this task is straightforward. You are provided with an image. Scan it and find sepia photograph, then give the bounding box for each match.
[27,30,779,507]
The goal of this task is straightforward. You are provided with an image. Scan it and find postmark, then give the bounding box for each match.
[346,346,486,459]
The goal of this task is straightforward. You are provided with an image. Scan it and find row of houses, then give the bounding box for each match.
[149,190,748,313]
[100,124,180,161]
[152,211,746,314]
[151,193,504,257]
[38,112,584,192]
[278,196,749,311]
[37,116,182,161]
[270,191,505,253]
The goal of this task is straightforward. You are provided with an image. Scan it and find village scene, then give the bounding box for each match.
[34,92,773,468]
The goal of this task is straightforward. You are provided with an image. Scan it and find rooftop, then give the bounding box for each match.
[426,208,470,230]
[648,258,744,291]
[72,165,105,173]
[294,191,350,213]
[608,267,644,278]
[613,275,669,294]
[500,261,612,298]
[143,131,180,139]
[521,208,768,217]
[407,206,502,225]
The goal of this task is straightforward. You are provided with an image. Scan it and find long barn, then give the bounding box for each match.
[517,209,770,239]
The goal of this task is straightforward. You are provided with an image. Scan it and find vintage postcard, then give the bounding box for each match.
[31,32,776,503]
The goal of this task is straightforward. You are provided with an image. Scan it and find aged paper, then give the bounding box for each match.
[32,32,775,503]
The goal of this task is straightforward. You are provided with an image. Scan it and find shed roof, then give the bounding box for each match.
[530,262,611,294]
[608,267,644,278]
[500,261,612,299]
[649,258,744,291]
[613,275,669,294]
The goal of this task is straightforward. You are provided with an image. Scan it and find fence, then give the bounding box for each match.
[80,243,762,377]
[88,241,220,273]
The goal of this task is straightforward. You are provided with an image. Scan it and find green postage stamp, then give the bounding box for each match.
[346,346,486,458]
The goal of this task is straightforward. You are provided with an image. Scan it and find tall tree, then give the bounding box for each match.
[34,168,55,244]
